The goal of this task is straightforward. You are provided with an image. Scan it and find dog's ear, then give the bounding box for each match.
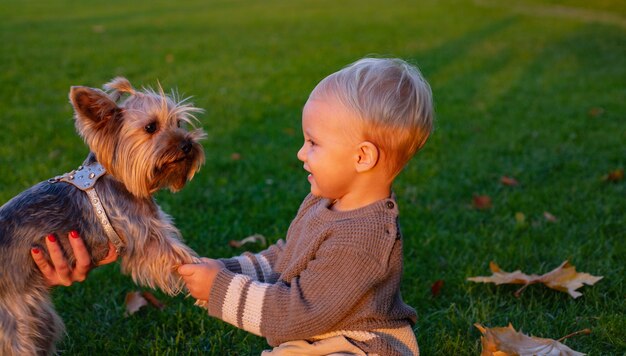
[70,86,120,125]
[70,86,122,170]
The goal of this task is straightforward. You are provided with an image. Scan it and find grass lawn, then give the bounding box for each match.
[1,0,624,354]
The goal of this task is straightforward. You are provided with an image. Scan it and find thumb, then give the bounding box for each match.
[177,264,196,276]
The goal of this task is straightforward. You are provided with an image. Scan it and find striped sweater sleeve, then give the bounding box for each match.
[207,232,395,343]
[218,239,284,283]
[207,271,269,336]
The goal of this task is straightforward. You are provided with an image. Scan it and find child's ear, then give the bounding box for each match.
[69,86,120,125]
[355,141,379,172]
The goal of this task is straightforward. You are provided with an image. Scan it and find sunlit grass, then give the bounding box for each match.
[1,0,624,354]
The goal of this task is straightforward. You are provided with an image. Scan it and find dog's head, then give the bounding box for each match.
[70,77,206,198]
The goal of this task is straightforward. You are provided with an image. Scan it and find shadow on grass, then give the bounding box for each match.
[402,22,625,355]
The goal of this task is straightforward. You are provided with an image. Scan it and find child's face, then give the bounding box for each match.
[297,94,361,200]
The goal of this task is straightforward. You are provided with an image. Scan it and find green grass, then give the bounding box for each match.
[1,0,624,354]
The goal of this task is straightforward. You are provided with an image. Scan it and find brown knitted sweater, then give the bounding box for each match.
[207,193,417,354]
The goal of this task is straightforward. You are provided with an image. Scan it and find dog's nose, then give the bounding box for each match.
[180,140,192,154]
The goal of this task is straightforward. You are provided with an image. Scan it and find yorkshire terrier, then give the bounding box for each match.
[0,78,205,355]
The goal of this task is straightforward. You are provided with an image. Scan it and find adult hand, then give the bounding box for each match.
[178,259,224,302]
[31,230,119,287]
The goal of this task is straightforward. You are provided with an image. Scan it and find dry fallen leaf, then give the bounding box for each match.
[431,280,444,297]
[543,211,558,223]
[475,323,588,356]
[229,234,267,248]
[514,212,527,228]
[587,107,604,118]
[125,291,148,316]
[141,291,165,310]
[125,291,166,316]
[604,169,624,182]
[537,261,603,299]
[468,261,538,286]
[473,195,493,209]
[468,261,602,298]
[500,176,519,186]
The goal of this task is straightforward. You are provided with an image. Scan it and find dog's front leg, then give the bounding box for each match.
[121,217,200,296]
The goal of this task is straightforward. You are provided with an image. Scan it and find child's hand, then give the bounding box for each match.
[178,259,224,302]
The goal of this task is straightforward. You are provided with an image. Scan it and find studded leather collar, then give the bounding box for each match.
[49,161,126,255]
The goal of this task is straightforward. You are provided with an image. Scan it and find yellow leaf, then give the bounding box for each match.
[475,323,587,356]
[467,261,538,285]
[468,261,602,298]
[537,261,603,299]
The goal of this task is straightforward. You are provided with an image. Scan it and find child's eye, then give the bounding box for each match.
[308,139,316,146]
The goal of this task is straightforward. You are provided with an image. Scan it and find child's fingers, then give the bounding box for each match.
[45,234,72,286]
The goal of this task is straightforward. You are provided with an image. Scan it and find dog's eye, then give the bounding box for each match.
[177,120,181,128]
[145,122,158,134]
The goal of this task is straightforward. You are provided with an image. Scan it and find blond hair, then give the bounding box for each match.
[313,58,434,177]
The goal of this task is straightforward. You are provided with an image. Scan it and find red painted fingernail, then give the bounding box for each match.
[70,230,79,239]
[32,247,40,254]
[47,234,56,243]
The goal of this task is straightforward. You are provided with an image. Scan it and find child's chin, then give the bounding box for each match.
[309,187,323,197]
[310,189,330,200]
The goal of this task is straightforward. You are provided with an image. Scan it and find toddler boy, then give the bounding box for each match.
[179,57,434,355]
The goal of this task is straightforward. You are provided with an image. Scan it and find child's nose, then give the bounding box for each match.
[296,144,306,162]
